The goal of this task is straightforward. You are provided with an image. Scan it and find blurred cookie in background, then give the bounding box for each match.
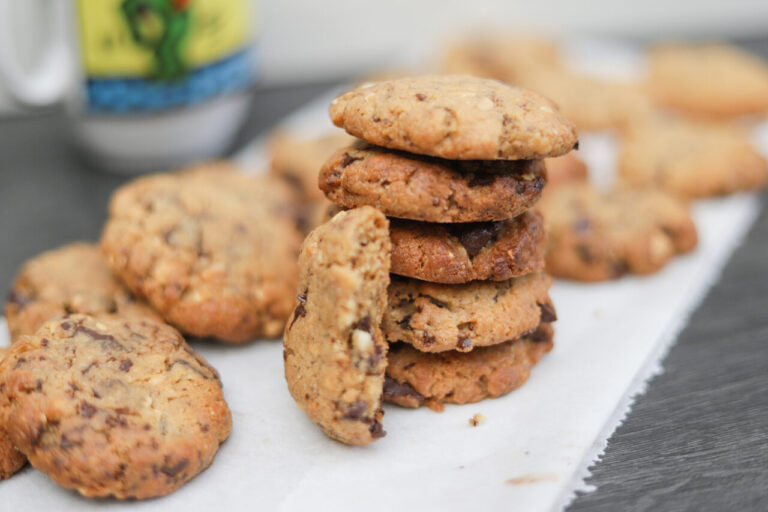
[648,43,768,118]
[546,152,588,188]
[538,183,698,281]
[618,116,768,198]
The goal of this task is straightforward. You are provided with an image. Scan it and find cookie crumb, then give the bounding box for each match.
[469,413,486,427]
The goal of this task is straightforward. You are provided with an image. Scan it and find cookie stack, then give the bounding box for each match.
[319,76,578,412]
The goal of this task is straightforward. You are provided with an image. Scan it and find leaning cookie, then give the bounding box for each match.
[385,323,554,411]
[330,75,578,160]
[389,210,546,284]
[5,242,160,343]
[284,207,391,446]
[0,347,27,479]
[102,163,301,343]
[320,143,547,222]
[383,272,554,353]
[0,315,231,498]
[538,183,698,281]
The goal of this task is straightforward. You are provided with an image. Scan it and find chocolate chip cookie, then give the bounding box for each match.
[383,272,554,353]
[319,143,547,222]
[330,75,578,160]
[0,314,231,498]
[538,183,698,281]
[5,243,160,343]
[283,207,391,446]
[389,210,546,284]
[618,116,768,198]
[0,347,26,479]
[648,44,768,118]
[385,323,553,411]
[102,163,302,343]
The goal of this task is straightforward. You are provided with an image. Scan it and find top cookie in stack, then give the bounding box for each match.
[321,75,577,411]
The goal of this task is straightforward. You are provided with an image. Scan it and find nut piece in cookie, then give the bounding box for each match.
[320,142,547,223]
[330,75,578,160]
[0,315,231,498]
[618,116,768,198]
[383,272,554,353]
[0,347,27,479]
[385,323,554,411]
[538,183,698,281]
[389,211,547,284]
[5,242,161,343]
[284,207,391,446]
[102,163,302,343]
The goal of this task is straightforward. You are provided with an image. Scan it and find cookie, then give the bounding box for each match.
[617,116,768,198]
[389,210,546,284]
[385,323,554,411]
[0,314,231,498]
[283,207,391,446]
[538,183,698,281]
[102,163,302,343]
[383,272,554,353]
[0,347,26,479]
[5,243,160,343]
[648,44,768,118]
[320,143,547,222]
[546,152,588,187]
[330,75,578,160]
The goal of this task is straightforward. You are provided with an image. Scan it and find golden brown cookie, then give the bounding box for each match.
[330,75,578,160]
[546,152,588,187]
[383,272,554,353]
[385,323,554,411]
[102,163,301,343]
[389,210,546,284]
[283,207,391,446]
[0,347,26,479]
[648,44,768,117]
[0,315,231,498]
[320,143,547,222]
[5,242,160,343]
[538,183,698,281]
[617,116,768,198]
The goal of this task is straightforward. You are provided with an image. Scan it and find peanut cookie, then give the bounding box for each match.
[283,207,391,446]
[538,183,698,281]
[0,347,26,479]
[385,323,554,411]
[5,243,160,343]
[102,163,301,343]
[320,143,547,222]
[383,272,554,353]
[389,210,546,284]
[0,314,231,498]
[618,117,768,198]
[648,44,768,117]
[330,75,578,160]
[546,152,588,187]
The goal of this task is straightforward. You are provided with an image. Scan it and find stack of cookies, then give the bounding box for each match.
[284,74,578,444]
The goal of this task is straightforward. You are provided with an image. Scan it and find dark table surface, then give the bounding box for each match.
[1,76,767,510]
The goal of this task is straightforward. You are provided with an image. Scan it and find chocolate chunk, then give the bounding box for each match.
[383,376,424,401]
[167,359,212,380]
[289,292,308,329]
[369,421,386,439]
[119,359,133,372]
[538,302,557,323]
[396,314,412,329]
[448,221,503,258]
[426,296,448,309]
[7,290,31,311]
[75,325,127,351]
[421,332,436,346]
[160,459,189,478]
[342,400,368,420]
[356,314,372,333]
[531,327,550,343]
[456,336,472,350]
[415,93,427,101]
[13,357,26,369]
[80,401,97,418]
[340,153,362,168]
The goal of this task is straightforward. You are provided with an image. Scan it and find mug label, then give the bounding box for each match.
[76,0,256,113]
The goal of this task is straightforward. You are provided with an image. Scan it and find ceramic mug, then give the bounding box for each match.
[0,0,258,173]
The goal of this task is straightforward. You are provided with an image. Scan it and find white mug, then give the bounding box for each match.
[0,0,259,173]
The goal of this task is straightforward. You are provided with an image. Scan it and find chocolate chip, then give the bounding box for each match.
[426,296,447,309]
[396,314,412,329]
[13,358,26,369]
[574,140,580,150]
[80,401,97,418]
[369,421,386,439]
[415,93,427,101]
[456,336,472,350]
[343,400,368,420]
[168,359,211,380]
[538,302,557,323]
[448,221,503,258]
[531,328,550,343]
[421,332,436,346]
[576,244,595,264]
[340,153,362,168]
[572,218,591,232]
[75,325,127,351]
[289,292,308,329]
[161,459,189,478]
[356,314,372,333]
[60,321,73,330]
[41,338,49,347]
[383,376,425,403]
[119,359,133,372]
[7,290,31,311]
[81,362,97,375]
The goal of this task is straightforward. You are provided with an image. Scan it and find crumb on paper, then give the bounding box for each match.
[469,413,486,427]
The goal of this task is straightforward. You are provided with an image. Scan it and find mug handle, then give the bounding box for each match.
[0,0,71,107]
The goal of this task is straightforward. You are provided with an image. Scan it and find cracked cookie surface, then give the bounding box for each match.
[320,143,547,222]
[383,272,554,353]
[102,163,301,343]
[390,210,546,284]
[330,75,578,160]
[5,243,160,343]
[283,207,391,446]
[0,347,26,479]
[538,183,698,281]
[385,323,554,411]
[0,314,231,498]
